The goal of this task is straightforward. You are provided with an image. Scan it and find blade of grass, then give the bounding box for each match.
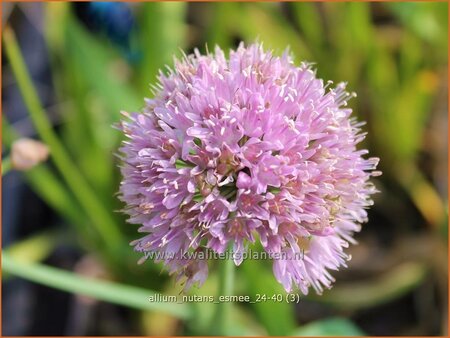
[3,27,123,251]
[2,252,192,320]
[25,166,90,229]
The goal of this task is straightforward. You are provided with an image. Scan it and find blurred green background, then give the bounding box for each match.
[2,2,448,336]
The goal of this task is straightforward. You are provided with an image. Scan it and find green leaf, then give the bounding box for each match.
[183,270,265,336]
[306,262,428,311]
[4,231,57,266]
[2,252,192,320]
[290,317,365,336]
[241,258,296,335]
[136,2,187,95]
[209,253,235,336]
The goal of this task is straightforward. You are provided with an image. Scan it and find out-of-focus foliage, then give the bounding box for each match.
[2,2,447,336]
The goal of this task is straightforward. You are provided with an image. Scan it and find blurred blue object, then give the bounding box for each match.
[73,2,140,63]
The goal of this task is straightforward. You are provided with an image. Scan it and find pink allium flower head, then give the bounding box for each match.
[118,42,380,294]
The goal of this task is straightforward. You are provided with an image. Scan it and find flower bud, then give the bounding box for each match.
[11,138,49,171]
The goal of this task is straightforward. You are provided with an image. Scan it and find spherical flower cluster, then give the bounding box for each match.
[118,43,380,294]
